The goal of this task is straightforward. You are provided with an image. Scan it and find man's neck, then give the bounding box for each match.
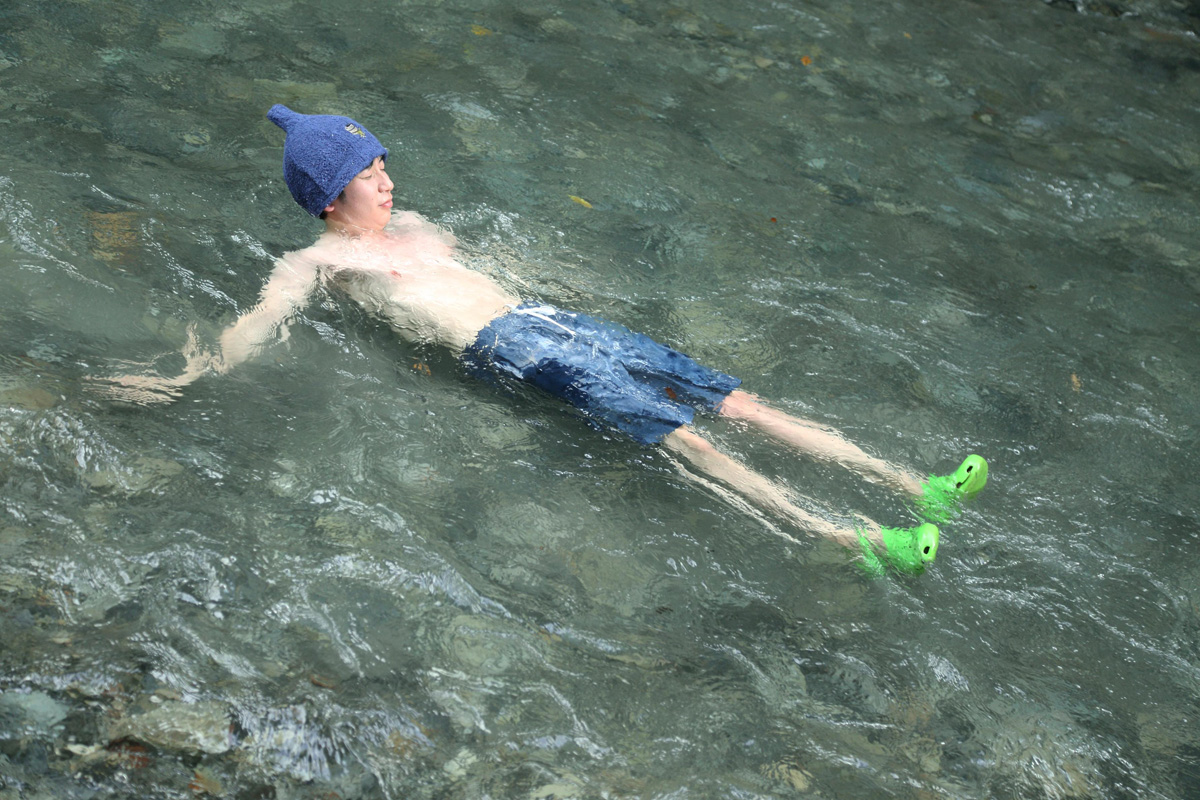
[324,218,387,238]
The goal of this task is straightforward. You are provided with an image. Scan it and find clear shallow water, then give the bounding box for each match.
[2,0,1199,797]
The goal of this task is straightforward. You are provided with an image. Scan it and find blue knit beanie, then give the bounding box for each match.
[267,104,388,217]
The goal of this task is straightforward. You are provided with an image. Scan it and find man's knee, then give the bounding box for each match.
[717,389,758,419]
[663,424,705,454]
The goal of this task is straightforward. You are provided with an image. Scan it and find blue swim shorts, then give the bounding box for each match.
[463,304,741,445]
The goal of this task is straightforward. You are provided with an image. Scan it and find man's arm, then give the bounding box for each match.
[215,250,320,372]
[90,251,320,403]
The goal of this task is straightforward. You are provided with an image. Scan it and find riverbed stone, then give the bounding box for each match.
[1105,171,1134,187]
[0,386,58,410]
[0,691,69,738]
[158,22,226,58]
[84,456,184,495]
[106,700,232,755]
[761,762,812,791]
[444,613,541,676]
[442,746,478,779]
[84,209,141,265]
[481,500,572,548]
[0,525,31,554]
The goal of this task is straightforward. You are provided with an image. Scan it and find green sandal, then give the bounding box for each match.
[858,523,940,576]
[916,455,988,523]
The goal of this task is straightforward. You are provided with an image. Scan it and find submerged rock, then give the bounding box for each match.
[761,761,813,791]
[158,22,227,58]
[84,209,142,265]
[84,456,184,495]
[0,691,69,738]
[106,700,232,755]
[444,613,541,676]
[530,772,587,799]
[442,746,478,780]
[0,525,31,556]
[0,386,58,410]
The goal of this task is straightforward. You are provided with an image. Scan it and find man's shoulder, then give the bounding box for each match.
[262,241,334,284]
[282,238,337,266]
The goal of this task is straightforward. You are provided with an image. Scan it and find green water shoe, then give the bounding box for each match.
[858,523,940,576]
[916,454,988,523]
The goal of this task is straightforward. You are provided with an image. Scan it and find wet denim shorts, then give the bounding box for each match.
[464,304,741,445]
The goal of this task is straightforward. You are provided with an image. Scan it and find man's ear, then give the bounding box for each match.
[323,190,346,218]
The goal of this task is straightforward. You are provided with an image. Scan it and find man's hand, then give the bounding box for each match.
[87,325,219,405]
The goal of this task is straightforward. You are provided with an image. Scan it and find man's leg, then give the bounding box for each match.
[717,389,925,495]
[661,426,939,573]
[662,426,877,548]
[667,424,936,575]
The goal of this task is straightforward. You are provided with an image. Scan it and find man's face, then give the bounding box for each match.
[324,156,393,230]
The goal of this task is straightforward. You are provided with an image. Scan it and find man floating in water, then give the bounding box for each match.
[94,105,987,574]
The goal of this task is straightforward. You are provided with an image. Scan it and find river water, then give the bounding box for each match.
[2,0,1199,798]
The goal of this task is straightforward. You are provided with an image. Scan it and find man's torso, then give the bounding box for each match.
[307,215,519,352]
